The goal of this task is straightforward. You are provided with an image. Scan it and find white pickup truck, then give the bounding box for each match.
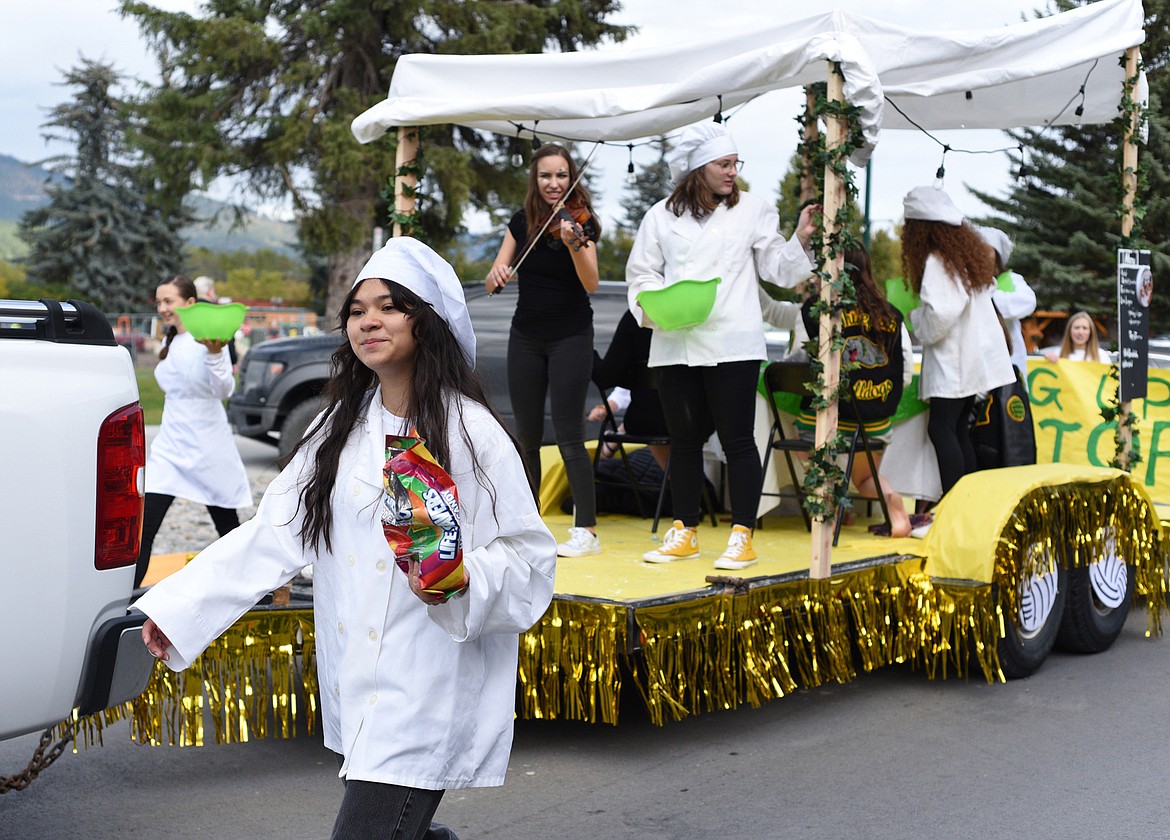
[0,299,156,745]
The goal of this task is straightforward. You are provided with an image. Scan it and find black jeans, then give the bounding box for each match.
[927,395,977,497]
[507,325,596,527]
[133,492,240,587]
[656,360,762,529]
[331,753,457,840]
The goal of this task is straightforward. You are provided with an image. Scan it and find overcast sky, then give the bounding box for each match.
[2,0,1046,234]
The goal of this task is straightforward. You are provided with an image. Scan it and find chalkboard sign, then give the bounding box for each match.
[1116,248,1151,401]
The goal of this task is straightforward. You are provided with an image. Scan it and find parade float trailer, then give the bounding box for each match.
[101,0,1169,747]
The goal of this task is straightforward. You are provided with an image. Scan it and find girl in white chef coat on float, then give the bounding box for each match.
[137,238,557,840]
[626,121,818,571]
[901,186,1015,498]
[134,274,251,588]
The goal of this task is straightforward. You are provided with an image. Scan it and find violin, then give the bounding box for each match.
[546,195,596,252]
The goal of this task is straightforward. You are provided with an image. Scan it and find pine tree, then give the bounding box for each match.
[18,59,183,312]
[120,0,631,317]
[972,0,1170,334]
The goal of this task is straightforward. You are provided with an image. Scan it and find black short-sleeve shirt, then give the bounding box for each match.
[508,210,595,340]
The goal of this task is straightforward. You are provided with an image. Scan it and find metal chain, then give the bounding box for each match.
[0,723,73,794]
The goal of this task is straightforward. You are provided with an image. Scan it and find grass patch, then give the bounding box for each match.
[136,368,165,425]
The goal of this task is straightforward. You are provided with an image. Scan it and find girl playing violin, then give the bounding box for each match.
[486,144,603,557]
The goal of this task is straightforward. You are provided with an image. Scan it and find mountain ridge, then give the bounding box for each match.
[0,153,299,259]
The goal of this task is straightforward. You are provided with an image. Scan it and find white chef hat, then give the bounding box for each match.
[976,226,1014,268]
[903,185,964,227]
[353,237,476,369]
[668,122,738,183]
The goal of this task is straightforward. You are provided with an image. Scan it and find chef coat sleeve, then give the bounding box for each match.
[757,289,801,330]
[907,257,967,346]
[132,450,313,670]
[752,203,814,289]
[625,206,668,327]
[900,324,915,390]
[202,346,237,400]
[991,272,1037,321]
[427,428,556,643]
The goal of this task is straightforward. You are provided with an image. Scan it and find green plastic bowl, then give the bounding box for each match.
[636,277,721,330]
[175,301,248,342]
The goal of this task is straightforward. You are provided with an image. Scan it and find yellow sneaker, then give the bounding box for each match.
[642,521,700,563]
[713,525,757,570]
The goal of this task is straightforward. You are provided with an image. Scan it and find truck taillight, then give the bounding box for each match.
[95,403,146,570]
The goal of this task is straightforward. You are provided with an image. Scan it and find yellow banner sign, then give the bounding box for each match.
[1027,359,1170,503]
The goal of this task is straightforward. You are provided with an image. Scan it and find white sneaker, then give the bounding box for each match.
[642,521,700,563]
[557,527,601,557]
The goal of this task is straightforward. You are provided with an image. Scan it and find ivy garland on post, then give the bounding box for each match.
[385,129,423,237]
[795,71,867,522]
[1108,51,1147,470]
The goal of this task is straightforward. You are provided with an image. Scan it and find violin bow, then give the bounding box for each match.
[493,141,601,293]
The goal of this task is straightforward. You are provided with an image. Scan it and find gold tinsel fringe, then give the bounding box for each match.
[516,601,626,725]
[628,595,736,725]
[117,610,316,747]
[60,476,1170,742]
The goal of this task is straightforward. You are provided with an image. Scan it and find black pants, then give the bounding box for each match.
[331,753,457,840]
[927,395,977,497]
[508,325,596,527]
[656,360,761,529]
[133,492,240,587]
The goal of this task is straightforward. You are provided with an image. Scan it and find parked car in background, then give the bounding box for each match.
[229,280,795,457]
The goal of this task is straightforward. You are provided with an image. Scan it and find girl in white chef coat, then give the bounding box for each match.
[901,186,1015,497]
[137,238,557,840]
[627,122,818,570]
[134,274,251,587]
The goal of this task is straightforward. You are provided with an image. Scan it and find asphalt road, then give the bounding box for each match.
[2,606,1169,840]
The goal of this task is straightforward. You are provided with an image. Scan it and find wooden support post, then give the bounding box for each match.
[393,126,419,239]
[810,64,847,579]
[1117,46,1141,470]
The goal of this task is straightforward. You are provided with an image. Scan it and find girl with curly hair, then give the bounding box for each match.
[901,186,1015,496]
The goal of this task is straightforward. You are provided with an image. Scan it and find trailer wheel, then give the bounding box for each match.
[1057,529,1133,653]
[998,551,1067,680]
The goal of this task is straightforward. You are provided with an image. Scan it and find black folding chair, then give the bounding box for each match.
[592,373,717,534]
[758,360,891,545]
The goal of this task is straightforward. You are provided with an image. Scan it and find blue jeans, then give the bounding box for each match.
[331,754,459,840]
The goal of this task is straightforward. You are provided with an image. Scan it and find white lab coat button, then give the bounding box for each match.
[352,484,361,496]
[347,554,356,567]
[368,630,377,642]
[375,560,387,572]
[337,622,345,633]
[369,694,378,706]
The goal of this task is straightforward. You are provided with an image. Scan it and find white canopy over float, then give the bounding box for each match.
[351,0,1147,574]
[353,0,1146,157]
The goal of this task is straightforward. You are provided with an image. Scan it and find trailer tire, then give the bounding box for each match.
[1056,549,1133,654]
[998,563,1067,680]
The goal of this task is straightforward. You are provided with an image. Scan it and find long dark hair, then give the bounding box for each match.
[291,278,526,554]
[666,166,741,219]
[522,144,601,246]
[846,246,897,327]
[157,274,197,360]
